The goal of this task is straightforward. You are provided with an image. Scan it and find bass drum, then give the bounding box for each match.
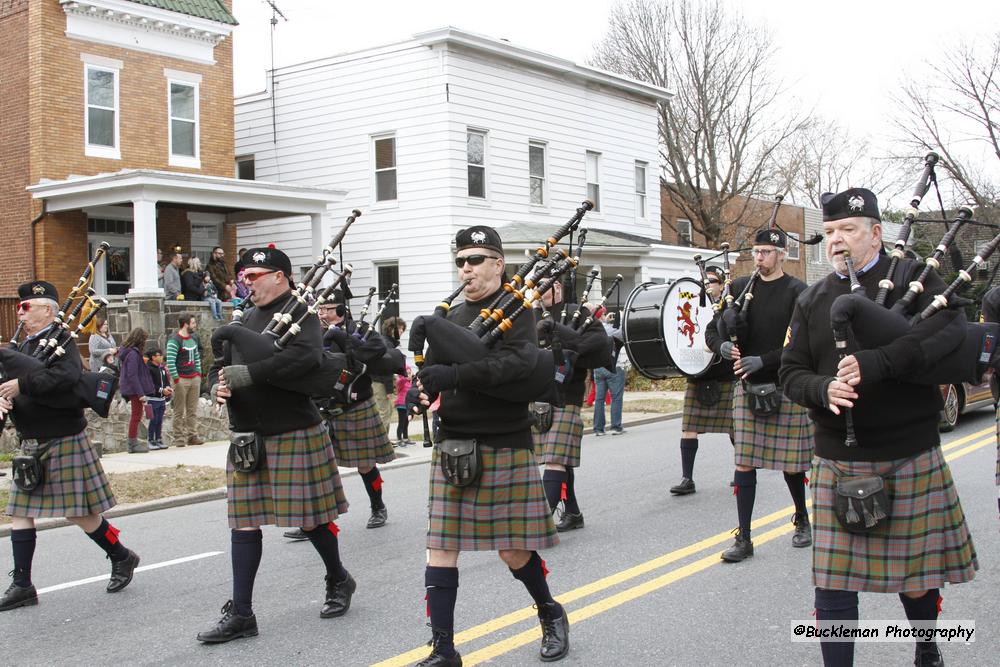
[622,278,719,379]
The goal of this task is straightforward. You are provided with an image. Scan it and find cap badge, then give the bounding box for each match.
[770,232,780,244]
[252,251,266,263]
[471,230,487,244]
[848,195,864,211]
[32,284,45,295]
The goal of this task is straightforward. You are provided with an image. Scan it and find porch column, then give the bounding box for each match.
[310,212,324,258]
[130,198,163,296]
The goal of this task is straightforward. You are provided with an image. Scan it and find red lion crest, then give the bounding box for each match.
[677,301,699,346]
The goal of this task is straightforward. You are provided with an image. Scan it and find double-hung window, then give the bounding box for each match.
[529,141,546,206]
[83,54,122,159]
[467,130,486,199]
[374,135,397,202]
[586,151,601,212]
[635,161,647,219]
[166,70,201,168]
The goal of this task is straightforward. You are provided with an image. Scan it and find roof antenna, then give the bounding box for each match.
[265,1,288,144]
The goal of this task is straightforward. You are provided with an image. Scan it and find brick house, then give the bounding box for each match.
[659,187,811,282]
[0,0,345,341]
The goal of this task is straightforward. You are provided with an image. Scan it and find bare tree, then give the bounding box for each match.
[591,0,808,246]
[892,33,1000,208]
[772,117,901,209]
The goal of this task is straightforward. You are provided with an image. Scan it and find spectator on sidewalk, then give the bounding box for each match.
[394,365,415,446]
[593,309,627,436]
[166,313,204,447]
[145,348,173,450]
[371,317,406,435]
[182,257,206,302]
[208,246,232,300]
[157,248,165,289]
[204,274,224,320]
[233,247,248,277]
[164,251,183,300]
[117,328,155,454]
[88,318,116,372]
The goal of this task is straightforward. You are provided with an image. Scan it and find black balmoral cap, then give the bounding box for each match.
[821,188,880,222]
[243,246,293,277]
[753,228,786,248]
[455,225,504,255]
[18,280,58,302]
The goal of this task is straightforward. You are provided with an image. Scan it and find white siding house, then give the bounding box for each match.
[235,27,695,327]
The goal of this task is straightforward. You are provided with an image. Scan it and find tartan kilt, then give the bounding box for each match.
[6,431,116,518]
[328,397,395,468]
[681,379,735,437]
[811,447,978,593]
[533,405,584,467]
[427,443,558,552]
[733,382,812,472]
[227,422,350,529]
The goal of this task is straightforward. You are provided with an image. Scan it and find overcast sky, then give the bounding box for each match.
[231,0,1000,201]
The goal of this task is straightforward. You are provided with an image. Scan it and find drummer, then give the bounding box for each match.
[669,266,736,496]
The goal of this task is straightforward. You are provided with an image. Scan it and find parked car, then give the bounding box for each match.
[939,368,995,431]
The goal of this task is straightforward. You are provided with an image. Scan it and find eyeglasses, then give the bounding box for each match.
[455,254,500,268]
[243,270,276,283]
[751,249,776,258]
[707,279,721,285]
[16,301,32,312]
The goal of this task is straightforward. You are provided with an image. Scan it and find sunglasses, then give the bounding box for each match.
[707,279,721,285]
[16,301,32,312]
[243,270,277,283]
[455,254,500,268]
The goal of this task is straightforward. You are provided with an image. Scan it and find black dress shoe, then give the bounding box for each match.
[366,507,388,529]
[320,572,356,618]
[197,600,259,643]
[416,629,463,667]
[0,581,38,612]
[538,603,570,662]
[791,513,812,548]
[670,478,696,495]
[915,641,944,667]
[720,531,754,563]
[107,550,140,593]
[283,527,309,540]
[555,512,584,532]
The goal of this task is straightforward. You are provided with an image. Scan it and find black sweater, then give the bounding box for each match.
[210,292,323,435]
[10,326,88,439]
[780,255,962,461]
[539,303,613,407]
[705,273,805,383]
[433,287,537,448]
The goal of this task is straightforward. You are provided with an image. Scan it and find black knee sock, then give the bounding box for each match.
[680,437,699,479]
[10,528,37,587]
[425,566,459,657]
[305,522,348,581]
[510,552,559,615]
[361,466,385,510]
[563,467,580,515]
[541,469,567,512]
[783,472,808,517]
[734,469,757,538]
[231,529,263,617]
[815,588,858,667]
[900,589,940,647]
[86,518,129,561]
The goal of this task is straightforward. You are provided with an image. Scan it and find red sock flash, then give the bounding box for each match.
[372,475,384,492]
[105,523,121,545]
[327,522,340,537]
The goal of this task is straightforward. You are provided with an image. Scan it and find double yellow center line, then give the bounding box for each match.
[373,426,996,667]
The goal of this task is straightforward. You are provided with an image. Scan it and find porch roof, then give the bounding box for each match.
[27,169,347,220]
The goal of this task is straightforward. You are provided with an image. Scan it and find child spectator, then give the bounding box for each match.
[145,348,174,450]
[394,365,415,446]
[203,273,223,320]
[117,327,155,454]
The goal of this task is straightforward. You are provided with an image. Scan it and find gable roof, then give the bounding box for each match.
[126,0,238,25]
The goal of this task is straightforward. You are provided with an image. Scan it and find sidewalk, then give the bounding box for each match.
[0,390,683,534]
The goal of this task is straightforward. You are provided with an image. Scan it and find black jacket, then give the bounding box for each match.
[10,325,87,439]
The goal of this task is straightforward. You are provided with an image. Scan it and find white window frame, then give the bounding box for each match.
[786,232,800,261]
[676,219,693,247]
[635,161,647,220]
[586,151,601,212]
[467,129,487,200]
[529,140,547,207]
[165,69,201,169]
[82,54,122,160]
[809,238,825,265]
[372,133,398,205]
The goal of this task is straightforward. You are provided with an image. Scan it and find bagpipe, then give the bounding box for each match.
[211,211,359,401]
[324,282,406,380]
[408,204,596,414]
[827,152,1000,393]
[0,243,118,417]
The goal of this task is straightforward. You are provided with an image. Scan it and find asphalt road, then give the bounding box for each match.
[1,412,997,666]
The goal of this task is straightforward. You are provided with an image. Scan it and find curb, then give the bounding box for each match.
[0,412,681,535]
